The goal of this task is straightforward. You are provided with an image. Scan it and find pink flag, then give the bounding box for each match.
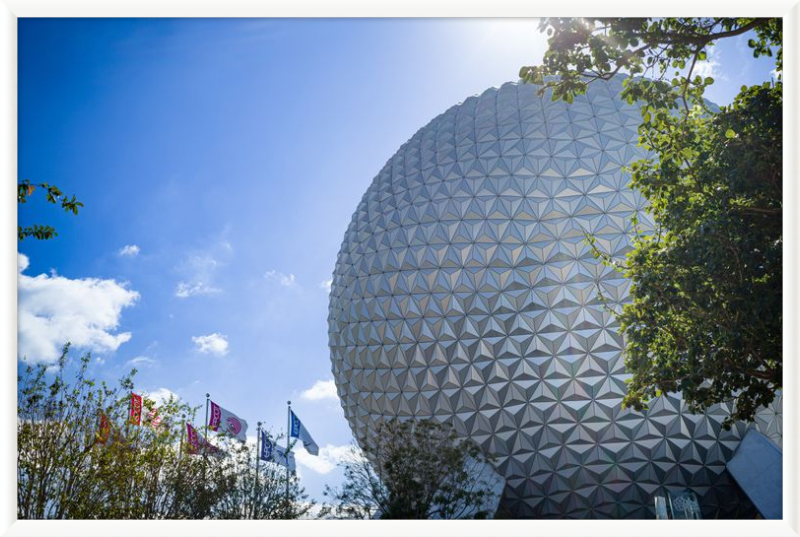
[186,423,222,457]
[208,400,248,442]
[186,423,200,455]
[146,407,162,430]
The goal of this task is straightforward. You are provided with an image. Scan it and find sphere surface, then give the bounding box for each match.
[328,78,782,518]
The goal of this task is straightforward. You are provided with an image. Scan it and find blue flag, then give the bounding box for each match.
[259,430,273,462]
[289,410,319,456]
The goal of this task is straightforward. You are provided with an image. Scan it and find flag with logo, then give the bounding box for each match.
[129,393,143,426]
[186,423,221,457]
[96,412,111,445]
[289,410,319,455]
[208,400,248,442]
[259,429,274,462]
[259,431,295,470]
[146,407,162,431]
[274,445,296,471]
[186,423,201,455]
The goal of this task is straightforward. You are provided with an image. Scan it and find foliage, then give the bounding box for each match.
[324,419,497,519]
[519,18,782,426]
[213,436,312,520]
[18,179,83,240]
[17,344,312,519]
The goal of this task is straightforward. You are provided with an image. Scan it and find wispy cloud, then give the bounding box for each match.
[118,244,140,257]
[301,379,338,402]
[175,247,229,299]
[17,253,139,363]
[126,355,156,368]
[694,46,724,81]
[175,281,221,298]
[264,270,297,287]
[295,443,356,475]
[192,333,229,356]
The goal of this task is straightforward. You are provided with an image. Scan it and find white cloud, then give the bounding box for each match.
[264,270,297,287]
[18,253,139,363]
[118,244,140,257]
[175,281,221,298]
[295,443,356,475]
[319,279,332,293]
[143,387,179,407]
[127,355,156,368]
[192,333,229,356]
[175,252,225,298]
[694,46,723,81]
[301,379,339,402]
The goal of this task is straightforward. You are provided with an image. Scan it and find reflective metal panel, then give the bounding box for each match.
[328,78,782,518]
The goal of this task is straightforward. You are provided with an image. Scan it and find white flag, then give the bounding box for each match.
[273,444,296,471]
[208,400,248,442]
[289,410,319,455]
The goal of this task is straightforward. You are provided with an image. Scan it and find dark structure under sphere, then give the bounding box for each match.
[327,78,782,518]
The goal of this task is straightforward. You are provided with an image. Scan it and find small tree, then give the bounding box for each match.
[324,419,498,519]
[212,435,314,520]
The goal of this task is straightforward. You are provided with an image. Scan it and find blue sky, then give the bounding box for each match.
[17,18,778,502]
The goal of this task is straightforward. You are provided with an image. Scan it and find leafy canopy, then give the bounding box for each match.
[520,18,782,426]
[324,419,498,519]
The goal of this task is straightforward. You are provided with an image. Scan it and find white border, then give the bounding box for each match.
[0,1,797,18]
[1,2,798,536]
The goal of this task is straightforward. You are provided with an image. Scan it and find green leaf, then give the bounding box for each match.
[725,129,736,138]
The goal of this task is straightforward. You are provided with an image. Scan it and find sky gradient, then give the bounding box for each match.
[17,18,778,502]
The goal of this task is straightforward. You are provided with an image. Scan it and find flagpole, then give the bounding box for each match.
[286,400,291,511]
[254,421,262,519]
[178,415,185,461]
[204,393,210,443]
[202,393,210,507]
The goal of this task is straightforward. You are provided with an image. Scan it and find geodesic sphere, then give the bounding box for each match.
[327,78,781,518]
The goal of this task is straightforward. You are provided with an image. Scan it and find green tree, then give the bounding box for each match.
[212,433,314,520]
[17,344,312,519]
[519,18,781,426]
[18,179,83,240]
[324,419,498,519]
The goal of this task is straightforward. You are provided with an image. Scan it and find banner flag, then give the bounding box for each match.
[186,423,222,457]
[146,407,162,430]
[96,412,111,445]
[259,430,295,470]
[259,429,273,462]
[273,444,296,471]
[289,410,319,455]
[186,423,200,455]
[208,400,248,442]
[129,393,143,426]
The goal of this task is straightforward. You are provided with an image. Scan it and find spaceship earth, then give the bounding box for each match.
[327,77,782,518]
